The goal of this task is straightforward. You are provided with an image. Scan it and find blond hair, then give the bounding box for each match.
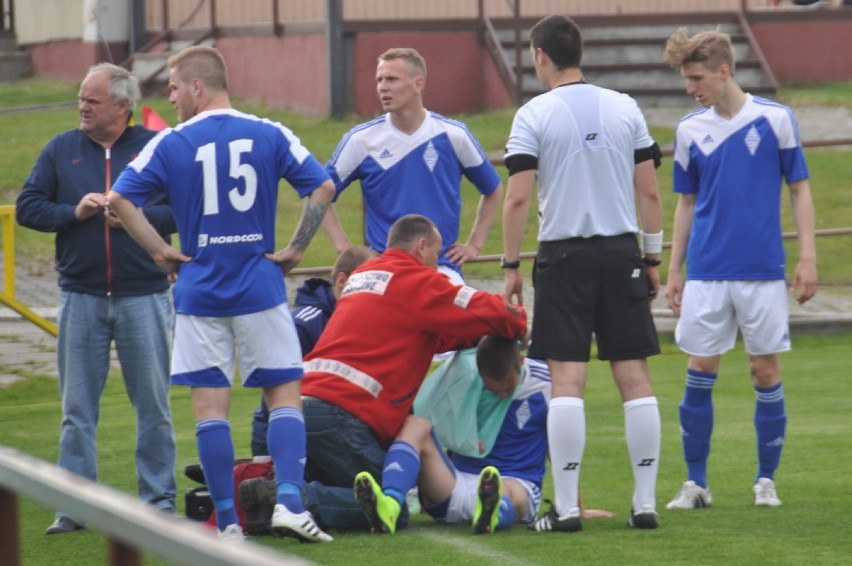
[663,28,735,73]
[378,47,427,80]
[168,46,229,91]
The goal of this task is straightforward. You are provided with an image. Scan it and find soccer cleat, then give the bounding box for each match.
[753,478,782,507]
[472,466,502,535]
[44,516,84,535]
[627,504,659,529]
[527,502,582,533]
[666,480,713,510]
[271,504,333,542]
[218,523,245,542]
[353,471,400,534]
[238,477,276,536]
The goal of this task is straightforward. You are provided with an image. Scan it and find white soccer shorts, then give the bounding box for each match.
[171,303,304,387]
[675,279,791,357]
[441,470,539,525]
[438,264,465,286]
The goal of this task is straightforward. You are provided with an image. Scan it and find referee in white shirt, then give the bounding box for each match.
[501,14,664,533]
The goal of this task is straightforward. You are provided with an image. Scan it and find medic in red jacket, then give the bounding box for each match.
[301,247,527,447]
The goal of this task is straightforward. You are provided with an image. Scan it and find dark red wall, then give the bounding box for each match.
[749,12,852,84]
[29,41,127,81]
[25,13,851,115]
[352,31,512,117]
[217,34,328,116]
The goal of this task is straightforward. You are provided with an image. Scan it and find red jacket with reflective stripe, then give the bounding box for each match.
[301,248,527,447]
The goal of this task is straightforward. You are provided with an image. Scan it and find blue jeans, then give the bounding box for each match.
[251,396,270,457]
[56,290,177,520]
[301,397,409,530]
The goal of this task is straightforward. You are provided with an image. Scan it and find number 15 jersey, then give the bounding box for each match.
[112,109,331,317]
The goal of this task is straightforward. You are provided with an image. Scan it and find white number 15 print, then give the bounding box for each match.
[195,139,257,215]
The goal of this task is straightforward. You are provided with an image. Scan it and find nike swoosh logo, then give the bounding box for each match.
[72,157,84,164]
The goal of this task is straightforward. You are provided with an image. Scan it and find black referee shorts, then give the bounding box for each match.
[528,233,660,362]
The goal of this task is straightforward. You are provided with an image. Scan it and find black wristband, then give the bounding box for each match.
[500,256,521,269]
[642,257,661,267]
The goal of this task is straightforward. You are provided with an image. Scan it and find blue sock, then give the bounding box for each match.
[680,368,716,488]
[196,419,238,529]
[268,406,306,513]
[754,382,786,482]
[381,441,420,506]
[684,368,716,406]
[496,496,515,531]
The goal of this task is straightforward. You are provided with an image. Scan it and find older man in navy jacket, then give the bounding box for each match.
[16,63,177,534]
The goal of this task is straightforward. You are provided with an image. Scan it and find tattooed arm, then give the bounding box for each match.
[265,179,335,273]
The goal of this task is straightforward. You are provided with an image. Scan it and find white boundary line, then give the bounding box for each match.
[417,529,531,566]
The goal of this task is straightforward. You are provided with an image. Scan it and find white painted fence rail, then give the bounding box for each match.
[0,445,313,566]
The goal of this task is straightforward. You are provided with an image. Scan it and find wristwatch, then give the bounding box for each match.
[642,257,662,267]
[500,256,521,269]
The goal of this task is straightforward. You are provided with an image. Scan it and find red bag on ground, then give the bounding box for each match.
[205,459,275,533]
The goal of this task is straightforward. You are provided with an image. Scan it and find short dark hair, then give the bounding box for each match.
[529,15,583,70]
[332,245,376,279]
[386,214,438,251]
[476,335,521,381]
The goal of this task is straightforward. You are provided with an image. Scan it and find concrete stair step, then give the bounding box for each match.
[0,51,29,82]
[131,51,171,83]
[0,31,30,81]
[129,38,215,92]
[505,40,755,67]
[0,34,18,52]
[494,21,742,44]
[521,66,771,95]
[494,15,776,108]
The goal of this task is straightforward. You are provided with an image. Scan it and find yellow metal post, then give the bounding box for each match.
[0,205,58,337]
[1,204,15,297]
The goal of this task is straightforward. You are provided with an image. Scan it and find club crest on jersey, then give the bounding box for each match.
[744,124,761,156]
[423,140,439,171]
[516,399,531,430]
[341,270,393,297]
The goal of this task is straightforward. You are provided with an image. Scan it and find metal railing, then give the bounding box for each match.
[0,445,312,566]
[465,228,852,266]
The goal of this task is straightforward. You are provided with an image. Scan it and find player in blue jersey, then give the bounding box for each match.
[354,335,613,535]
[353,336,548,534]
[662,29,817,511]
[322,47,502,284]
[250,245,376,458]
[108,46,335,542]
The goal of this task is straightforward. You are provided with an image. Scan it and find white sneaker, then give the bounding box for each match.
[271,504,333,542]
[753,478,782,507]
[218,523,245,543]
[666,480,713,510]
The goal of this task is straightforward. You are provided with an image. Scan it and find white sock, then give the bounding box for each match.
[548,396,585,517]
[624,396,660,511]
